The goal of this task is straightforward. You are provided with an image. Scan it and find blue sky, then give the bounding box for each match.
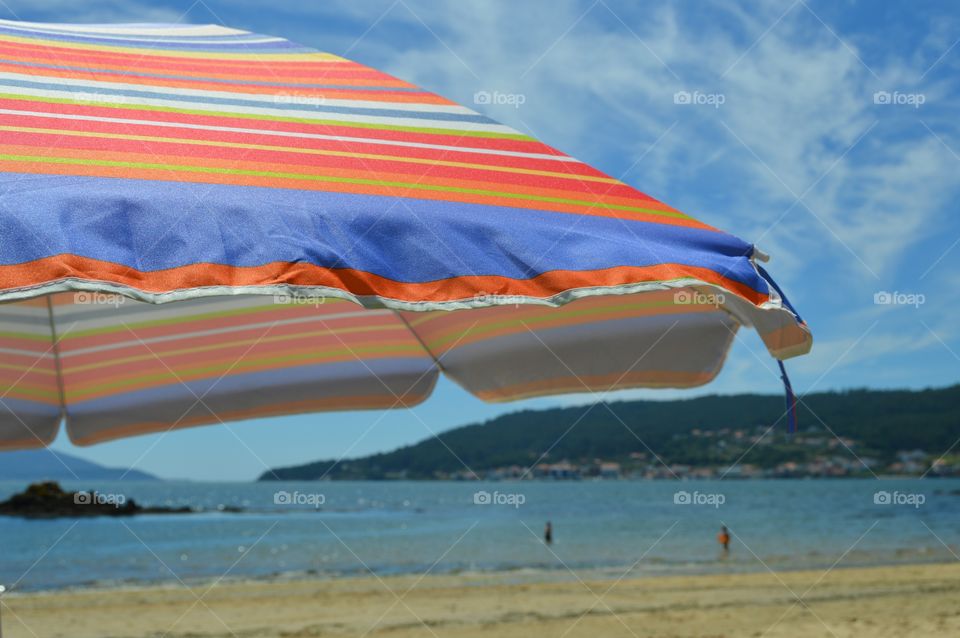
[3,0,958,480]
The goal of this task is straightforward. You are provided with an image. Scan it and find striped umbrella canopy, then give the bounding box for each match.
[0,20,811,450]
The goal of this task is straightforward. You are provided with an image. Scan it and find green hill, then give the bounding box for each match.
[259,384,960,480]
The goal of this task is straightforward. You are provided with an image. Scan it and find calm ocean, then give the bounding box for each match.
[1,479,957,591]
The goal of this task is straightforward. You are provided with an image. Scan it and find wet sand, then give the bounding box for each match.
[3,561,960,637]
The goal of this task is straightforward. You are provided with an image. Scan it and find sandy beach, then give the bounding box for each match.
[3,561,959,637]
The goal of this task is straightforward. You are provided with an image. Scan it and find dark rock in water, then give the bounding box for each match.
[0,481,192,518]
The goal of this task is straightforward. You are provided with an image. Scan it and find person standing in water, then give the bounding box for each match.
[717,525,730,554]
[544,521,553,545]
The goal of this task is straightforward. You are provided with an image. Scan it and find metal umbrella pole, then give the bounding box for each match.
[0,584,6,638]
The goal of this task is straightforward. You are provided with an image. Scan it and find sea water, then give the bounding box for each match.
[0,479,957,591]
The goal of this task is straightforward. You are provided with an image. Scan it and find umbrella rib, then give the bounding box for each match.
[44,295,68,420]
[393,310,445,373]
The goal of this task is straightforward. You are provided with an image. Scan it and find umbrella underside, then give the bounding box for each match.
[0,21,811,448]
[3,289,806,448]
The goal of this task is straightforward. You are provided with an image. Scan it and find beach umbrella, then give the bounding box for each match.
[0,19,810,450]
